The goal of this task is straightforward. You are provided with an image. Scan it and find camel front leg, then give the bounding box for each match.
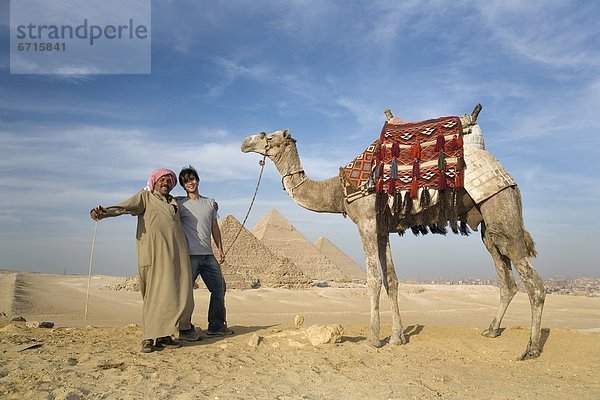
[358,221,384,348]
[380,235,406,345]
[366,266,383,348]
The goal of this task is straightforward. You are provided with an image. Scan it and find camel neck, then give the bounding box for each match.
[273,141,346,214]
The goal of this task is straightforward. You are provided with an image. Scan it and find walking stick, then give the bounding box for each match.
[84,219,99,322]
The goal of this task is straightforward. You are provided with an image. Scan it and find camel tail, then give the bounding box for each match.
[525,229,537,258]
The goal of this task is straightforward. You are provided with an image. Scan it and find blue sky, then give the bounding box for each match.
[1,1,599,280]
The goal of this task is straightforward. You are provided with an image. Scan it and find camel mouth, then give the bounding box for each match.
[240,137,254,153]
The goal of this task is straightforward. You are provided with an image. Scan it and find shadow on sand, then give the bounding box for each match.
[340,324,426,345]
[178,325,275,348]
[540,328,550,351]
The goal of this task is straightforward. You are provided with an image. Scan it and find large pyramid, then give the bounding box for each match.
[314,237,366,282]
[252,209,350,282]
[216,215,312,289]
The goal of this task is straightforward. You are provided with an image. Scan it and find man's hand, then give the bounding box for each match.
[90,205,107,221]
[215,248,225,264]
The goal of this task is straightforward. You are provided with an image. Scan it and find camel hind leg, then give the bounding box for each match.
[480,222,519,338]
[479,186,546,359]
[512,255,545,359]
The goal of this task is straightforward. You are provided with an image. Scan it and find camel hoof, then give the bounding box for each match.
[389,334,407,346]
[518,349,541,361]
[367,337,384,348]
[481,328,501,338]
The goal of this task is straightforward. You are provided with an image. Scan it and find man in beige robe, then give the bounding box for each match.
[90,168,195,353]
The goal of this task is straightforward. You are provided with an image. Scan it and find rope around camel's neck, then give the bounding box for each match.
[274,141,306,191]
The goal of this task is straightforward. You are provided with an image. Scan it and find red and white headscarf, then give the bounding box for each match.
[145,168,177,192]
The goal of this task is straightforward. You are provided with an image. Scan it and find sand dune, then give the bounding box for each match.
[1,270,599,399]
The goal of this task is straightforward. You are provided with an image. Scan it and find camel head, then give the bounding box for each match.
[241,129,296,158]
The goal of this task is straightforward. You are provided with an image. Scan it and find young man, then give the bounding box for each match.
[90,168,195,353]
[177,166,233,337]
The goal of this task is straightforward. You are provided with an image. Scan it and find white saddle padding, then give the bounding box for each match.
[463,144,516,204]
[462,123,485,149]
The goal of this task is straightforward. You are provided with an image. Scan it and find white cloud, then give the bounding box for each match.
[475,1,600,68]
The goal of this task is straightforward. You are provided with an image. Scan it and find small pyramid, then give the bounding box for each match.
[216,215,312,289]
[314,237,366,282]
[252,209,350,282]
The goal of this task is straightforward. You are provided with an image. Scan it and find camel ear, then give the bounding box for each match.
[283,129,290,138]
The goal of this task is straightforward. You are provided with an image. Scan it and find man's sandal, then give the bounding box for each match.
[155,336,182,349]
[141,339,154,353]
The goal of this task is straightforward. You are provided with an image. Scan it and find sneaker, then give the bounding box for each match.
[178,328,201,342]
[140,339,154,353]
[206,327,234,336]
[155,336,182,349]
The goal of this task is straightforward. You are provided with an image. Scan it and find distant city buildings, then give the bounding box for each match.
[543,277,600,297]
[408,277,600,297]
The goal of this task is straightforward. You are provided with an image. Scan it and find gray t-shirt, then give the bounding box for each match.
[176,196,217,255]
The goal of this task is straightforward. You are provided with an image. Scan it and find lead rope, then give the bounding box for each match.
[84,219,99,322]
[224,155,267,256]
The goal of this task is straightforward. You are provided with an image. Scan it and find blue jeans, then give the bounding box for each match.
[190,254,227,332]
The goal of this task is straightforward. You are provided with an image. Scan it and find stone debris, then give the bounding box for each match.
[25,321,54,328]
[305,324,344,346]
[288,340,305,348]
[294,314,304,327]
[105,276,139,292]
[10,316,26,322]
[14,342,43,352]
[97,362,125,371]
[247,333,262,347]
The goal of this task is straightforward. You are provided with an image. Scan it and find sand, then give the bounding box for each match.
[1,270,599,399]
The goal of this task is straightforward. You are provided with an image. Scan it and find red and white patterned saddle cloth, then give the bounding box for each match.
[340,116,465,204]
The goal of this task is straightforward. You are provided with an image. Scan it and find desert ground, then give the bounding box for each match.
[1,270,599,400]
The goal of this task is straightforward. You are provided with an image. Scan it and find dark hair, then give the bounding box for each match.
[179,165,199,186]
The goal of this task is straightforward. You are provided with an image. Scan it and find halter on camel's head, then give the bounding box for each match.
[241,129,297,159]
[241,129,305,191]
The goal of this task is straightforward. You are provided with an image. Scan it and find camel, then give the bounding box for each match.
[240,105,546,360]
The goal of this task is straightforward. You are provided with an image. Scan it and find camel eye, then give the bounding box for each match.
[259,132,266,139]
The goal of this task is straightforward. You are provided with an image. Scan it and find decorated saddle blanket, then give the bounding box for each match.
[340,116,465,204]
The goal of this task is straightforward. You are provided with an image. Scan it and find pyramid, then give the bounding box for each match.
[252,209,350,282]
[314,237,366,282]
[216,215,312,289]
